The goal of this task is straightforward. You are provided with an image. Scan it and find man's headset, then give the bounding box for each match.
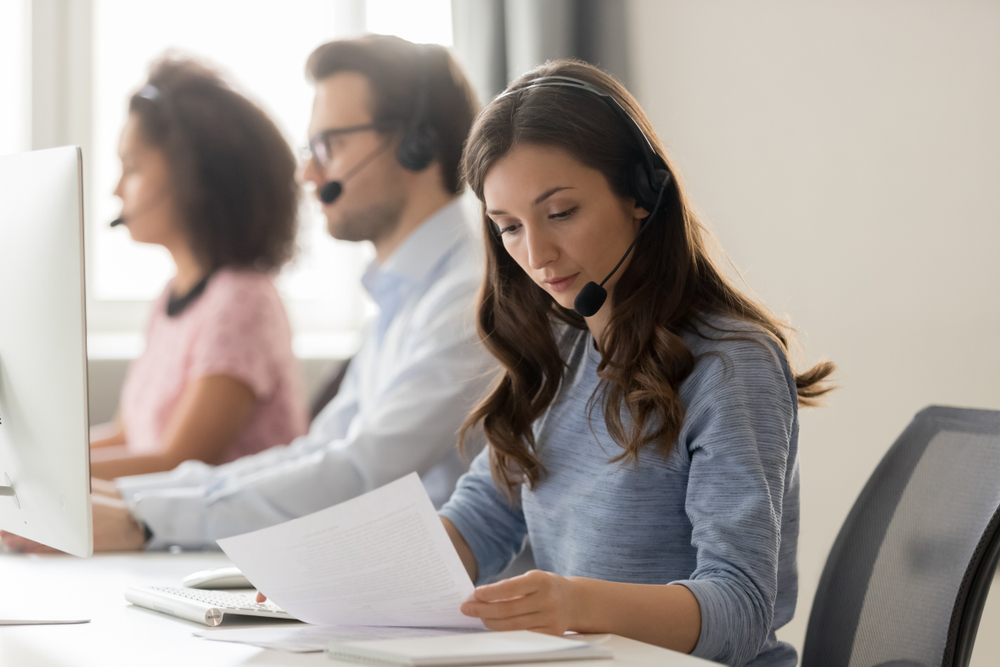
[318,45,442,205]
[495,76,673,318]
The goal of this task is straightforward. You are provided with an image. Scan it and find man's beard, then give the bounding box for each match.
[327,191,406,245]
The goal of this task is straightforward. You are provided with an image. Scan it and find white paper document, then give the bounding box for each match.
[195,625,486,653]
[216,473,482,629]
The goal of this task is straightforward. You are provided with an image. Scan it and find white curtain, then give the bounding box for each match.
[451,0,631,105]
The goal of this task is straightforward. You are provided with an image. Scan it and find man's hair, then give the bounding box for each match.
[130,56,299,272]
[306,35,479,195]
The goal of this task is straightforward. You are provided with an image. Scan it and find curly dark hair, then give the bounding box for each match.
[129,56,299,272]
[460,60,836,497]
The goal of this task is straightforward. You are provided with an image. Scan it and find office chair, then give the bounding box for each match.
[309,357,351,421]
[803,406,1000,667]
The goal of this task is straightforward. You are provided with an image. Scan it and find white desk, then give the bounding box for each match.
[0,552,716,666]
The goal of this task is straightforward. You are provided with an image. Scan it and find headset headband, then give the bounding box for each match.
[500,75,667,193]
[396,45,441,172]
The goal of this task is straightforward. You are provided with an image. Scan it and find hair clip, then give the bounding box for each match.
[137,84,163,103]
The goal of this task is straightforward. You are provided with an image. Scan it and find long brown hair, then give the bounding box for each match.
[460,60,835,497]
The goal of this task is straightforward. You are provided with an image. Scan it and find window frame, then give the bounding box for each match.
[23,0,452,359]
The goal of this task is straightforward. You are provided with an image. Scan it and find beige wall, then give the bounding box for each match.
[87,357,341,426]
[628,0,1000,660]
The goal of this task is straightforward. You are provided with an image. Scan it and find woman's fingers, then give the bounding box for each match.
[0,531,59,553]
[461,570,575,636]
[473,570,549,602]
[476,612,551,633]
[90,477,122,498]
[255,591,267,603]
[461,592,539,619]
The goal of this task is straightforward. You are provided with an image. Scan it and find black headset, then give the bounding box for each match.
[396,45,442,172]
[497,76,673,317]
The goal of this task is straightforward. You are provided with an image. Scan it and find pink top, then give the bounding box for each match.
[119,269,308,463]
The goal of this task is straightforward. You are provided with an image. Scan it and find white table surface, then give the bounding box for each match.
[0,551,717,667]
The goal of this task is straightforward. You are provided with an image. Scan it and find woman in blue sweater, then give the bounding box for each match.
[438,60,834,667]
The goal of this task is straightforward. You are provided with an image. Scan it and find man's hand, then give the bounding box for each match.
[1,491,145,554]
[459,570,580,635]
[92,493,147,551]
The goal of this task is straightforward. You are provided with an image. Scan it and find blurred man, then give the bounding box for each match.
[3,35,492,552]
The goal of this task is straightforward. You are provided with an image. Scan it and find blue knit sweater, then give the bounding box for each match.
[440,318,800,667]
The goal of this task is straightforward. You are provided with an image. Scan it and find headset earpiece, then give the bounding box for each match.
[632,163,671,212]
[397,121,441,172]
[632,162,671,212]
[651,167,670,193]
[396,46,440,172]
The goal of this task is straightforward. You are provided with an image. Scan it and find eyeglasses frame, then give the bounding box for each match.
[306,122,390,171]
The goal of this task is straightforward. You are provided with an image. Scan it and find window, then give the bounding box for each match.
[366,0,453,47]
[87,0,454,355]
[91,0,354,336]
[0,0,28,156]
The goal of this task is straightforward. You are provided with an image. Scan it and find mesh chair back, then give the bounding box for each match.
[309,358,351,421]
[803,406,1000,667]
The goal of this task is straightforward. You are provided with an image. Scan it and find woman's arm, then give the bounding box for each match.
[90,374,256,480]
[90,416,126,448]
[442,517,478,582]
[460,571,701,653]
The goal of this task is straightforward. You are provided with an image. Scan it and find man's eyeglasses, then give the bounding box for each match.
[305,123,382,170]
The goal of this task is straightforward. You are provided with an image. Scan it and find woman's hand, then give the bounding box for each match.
[91,477,123,498]
[89,416,126,448]
[0,531,60,553]
[459,570,580,635]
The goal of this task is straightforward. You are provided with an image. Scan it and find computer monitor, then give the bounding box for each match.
[0,146,93,558]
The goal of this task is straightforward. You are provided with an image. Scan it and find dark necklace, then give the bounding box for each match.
[166,274,211,317]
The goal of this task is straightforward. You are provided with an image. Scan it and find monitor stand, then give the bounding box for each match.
[0,473,20,508]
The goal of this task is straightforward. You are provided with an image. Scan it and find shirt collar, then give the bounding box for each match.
[361,197,470,305]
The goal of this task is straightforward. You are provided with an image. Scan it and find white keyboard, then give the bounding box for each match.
[125,585,296,626]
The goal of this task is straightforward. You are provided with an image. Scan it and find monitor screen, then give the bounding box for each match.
[0,146,93,558]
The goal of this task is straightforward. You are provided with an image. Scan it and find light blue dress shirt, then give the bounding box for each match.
[117,199,496,550]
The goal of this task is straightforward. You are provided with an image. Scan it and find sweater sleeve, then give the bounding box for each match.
[669,337,798,667]
[439,448,529,584]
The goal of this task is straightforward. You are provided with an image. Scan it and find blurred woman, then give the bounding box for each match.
[439,60,835,667]
[90,57,308,480]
